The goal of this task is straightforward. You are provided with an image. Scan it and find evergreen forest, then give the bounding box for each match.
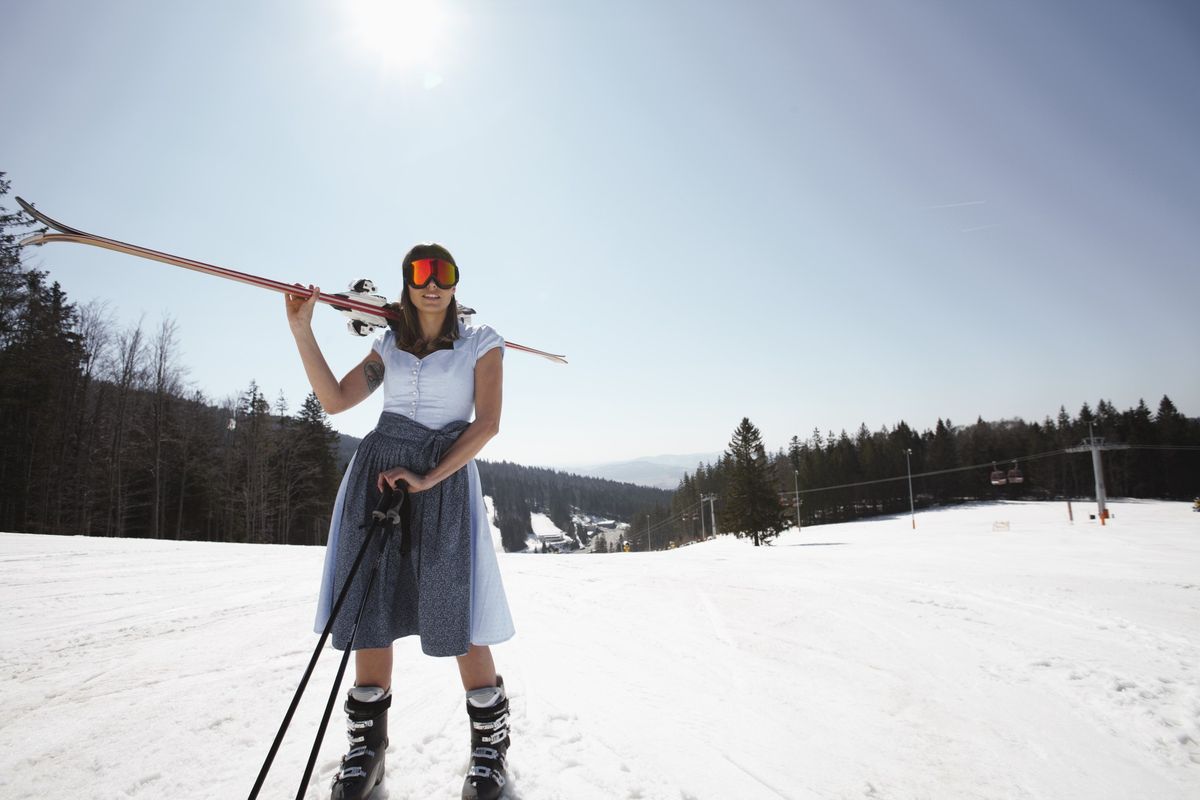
[626,401,1200,552]
[0,175,343,543]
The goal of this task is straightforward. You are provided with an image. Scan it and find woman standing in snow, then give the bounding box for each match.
[285,243,514,800]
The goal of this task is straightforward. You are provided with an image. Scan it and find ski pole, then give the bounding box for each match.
[247,486,406,800]
[294,493,403,800]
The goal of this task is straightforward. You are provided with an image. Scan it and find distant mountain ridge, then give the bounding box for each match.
[337,437,719,492]
[336,432,362,470]
[565,452,723,490]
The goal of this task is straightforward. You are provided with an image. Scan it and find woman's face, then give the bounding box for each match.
[406,280,456,314]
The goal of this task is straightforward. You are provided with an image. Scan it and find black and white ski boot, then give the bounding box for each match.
[461,676,510,800]
[331,685,391,800]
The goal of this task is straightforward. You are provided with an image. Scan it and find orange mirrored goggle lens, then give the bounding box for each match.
[407,258,459,289]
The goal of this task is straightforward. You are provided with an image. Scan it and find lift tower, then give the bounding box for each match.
[1065,424,1128,523]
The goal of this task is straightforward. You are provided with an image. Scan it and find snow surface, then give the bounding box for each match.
[529,513,565,539]
[2,500,1198,799]
[481,495,504,554]
[526,511,572,552]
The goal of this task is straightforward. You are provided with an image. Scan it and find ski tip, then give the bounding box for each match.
[18,232,50,248]
[11,197,85,236]
[14,198,54,246]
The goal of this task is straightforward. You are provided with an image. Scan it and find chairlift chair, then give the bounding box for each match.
[990,462,1008,486]
[1006,463,1024,484]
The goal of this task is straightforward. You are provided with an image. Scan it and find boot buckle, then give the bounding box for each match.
[468,765,507,787]
[343,745,372,761]
[336,765,368,781]
[480,728,508,745]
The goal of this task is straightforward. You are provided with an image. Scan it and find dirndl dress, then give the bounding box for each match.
[313,322,515,657]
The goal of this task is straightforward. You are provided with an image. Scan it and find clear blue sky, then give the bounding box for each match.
[3,0,1197,466]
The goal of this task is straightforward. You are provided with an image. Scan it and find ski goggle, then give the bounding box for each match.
[405,258,460,289]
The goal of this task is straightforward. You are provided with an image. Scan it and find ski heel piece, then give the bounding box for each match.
[331,279,389,336]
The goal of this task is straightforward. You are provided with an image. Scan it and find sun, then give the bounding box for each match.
[339,0,454,76]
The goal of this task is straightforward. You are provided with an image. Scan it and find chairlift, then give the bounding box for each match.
[989,462,1008,486]
[1006,462,1024,485]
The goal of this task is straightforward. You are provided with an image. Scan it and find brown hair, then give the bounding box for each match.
[386,242,461,354]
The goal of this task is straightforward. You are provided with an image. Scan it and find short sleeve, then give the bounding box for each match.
[370,329,393,358]
[473,324,505,363]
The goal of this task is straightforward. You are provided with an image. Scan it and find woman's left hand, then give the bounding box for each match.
[377,466,436,494]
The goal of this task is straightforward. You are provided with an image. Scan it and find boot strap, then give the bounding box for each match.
[475,728,508,745]
[470,712,509,731]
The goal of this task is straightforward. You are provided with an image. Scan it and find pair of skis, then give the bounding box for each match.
[15,198,567,364]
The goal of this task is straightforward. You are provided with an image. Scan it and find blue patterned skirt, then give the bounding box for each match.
[313,412,514,656]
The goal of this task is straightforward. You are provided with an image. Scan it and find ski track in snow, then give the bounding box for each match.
[0,500,1198,799]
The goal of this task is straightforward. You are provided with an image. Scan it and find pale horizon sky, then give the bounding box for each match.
[3,0,1197,467]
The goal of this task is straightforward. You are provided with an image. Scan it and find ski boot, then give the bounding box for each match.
[331,685,391,800]
[461,676,510,800]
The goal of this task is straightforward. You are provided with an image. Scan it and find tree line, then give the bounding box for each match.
[0,174,341,544]
[624,400,1200,551]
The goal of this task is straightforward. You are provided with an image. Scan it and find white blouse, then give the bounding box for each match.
[370,321,505,428]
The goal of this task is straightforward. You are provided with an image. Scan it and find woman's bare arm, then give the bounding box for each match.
[286,285,385,414]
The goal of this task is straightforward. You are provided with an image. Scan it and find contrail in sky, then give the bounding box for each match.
[961,223,1002,233]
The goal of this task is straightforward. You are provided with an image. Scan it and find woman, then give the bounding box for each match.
[285,243,515,800]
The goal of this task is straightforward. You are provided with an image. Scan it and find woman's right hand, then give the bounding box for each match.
[285,284,320,330]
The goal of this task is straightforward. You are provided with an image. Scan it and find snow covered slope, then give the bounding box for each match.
[482,494,504,553]
[1,501,1198,799]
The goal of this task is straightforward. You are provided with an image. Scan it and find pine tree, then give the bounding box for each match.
[292,391,341,544]
[1155,395,1190,498]
[721,417,785,546]
[1080,399,1097,423]
[928,418,958,499]
[0,172,32,349]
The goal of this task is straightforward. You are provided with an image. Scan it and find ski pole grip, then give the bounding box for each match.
[371,484,396,521]
[385,487,407,525]
[370,483,407,522]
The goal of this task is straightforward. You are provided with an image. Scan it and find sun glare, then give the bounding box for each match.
[340,0,453,76]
